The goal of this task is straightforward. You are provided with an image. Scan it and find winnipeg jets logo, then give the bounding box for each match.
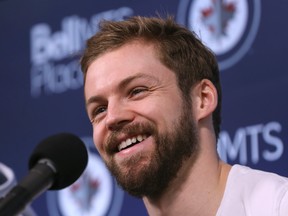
[46,137,124,216]
[177,0,261,70]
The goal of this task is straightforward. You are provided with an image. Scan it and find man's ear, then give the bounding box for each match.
[192,79,218,121]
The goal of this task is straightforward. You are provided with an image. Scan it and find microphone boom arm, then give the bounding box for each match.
[0,161,56,215]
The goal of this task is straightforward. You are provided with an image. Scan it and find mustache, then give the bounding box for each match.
[105,122,156,153]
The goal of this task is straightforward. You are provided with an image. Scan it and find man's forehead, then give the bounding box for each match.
[84,40,177,98]
[85,42,161,80]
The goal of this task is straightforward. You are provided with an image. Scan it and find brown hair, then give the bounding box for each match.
[81,16,222,139]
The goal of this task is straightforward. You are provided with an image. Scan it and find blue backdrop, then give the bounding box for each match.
[0,0,287,215]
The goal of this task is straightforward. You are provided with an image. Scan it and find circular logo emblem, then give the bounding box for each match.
[46,137,124,216]
[177,0,261,70]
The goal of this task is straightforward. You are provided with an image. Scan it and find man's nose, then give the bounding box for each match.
[105,102,134,131]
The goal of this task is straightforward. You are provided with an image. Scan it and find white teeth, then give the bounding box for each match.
[137,135,143,142]
[126,139,132,145]
[118,135,147,151]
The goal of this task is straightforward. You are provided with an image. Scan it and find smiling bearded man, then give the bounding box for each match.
[81,16,288,216]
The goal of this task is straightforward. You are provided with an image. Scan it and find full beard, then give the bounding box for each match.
[103,104,199,198]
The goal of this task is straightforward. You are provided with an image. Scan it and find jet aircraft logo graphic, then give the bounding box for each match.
[200,1,236,39]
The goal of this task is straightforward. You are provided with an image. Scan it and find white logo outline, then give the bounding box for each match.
[177,0,261,70]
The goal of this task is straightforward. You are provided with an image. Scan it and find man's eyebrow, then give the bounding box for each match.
[86,95,105,107]
[86,73,159,107]
[118,73,159,90]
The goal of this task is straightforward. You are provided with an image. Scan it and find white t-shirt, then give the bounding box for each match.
[216,165,288,216]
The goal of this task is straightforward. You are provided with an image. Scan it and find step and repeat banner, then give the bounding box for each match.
[0,0,287,215]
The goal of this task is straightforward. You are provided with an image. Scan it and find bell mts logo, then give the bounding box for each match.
[46,137,124,216]
[177,0,261,70]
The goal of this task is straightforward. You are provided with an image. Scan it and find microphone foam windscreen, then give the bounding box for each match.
[28,133,88,190]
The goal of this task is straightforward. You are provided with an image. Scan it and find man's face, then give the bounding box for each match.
[84,41,199,197]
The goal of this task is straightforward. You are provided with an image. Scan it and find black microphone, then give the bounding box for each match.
[0,133,88,216]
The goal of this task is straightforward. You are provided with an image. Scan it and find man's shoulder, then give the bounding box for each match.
[229,164,288,184]
[217,164,288,216]
[230,164,288,187]
[228,164,288,201]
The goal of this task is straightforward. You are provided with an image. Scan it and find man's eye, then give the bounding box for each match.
[130,88,147,97]
[90,106,107,123]
[94,106,107,115]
